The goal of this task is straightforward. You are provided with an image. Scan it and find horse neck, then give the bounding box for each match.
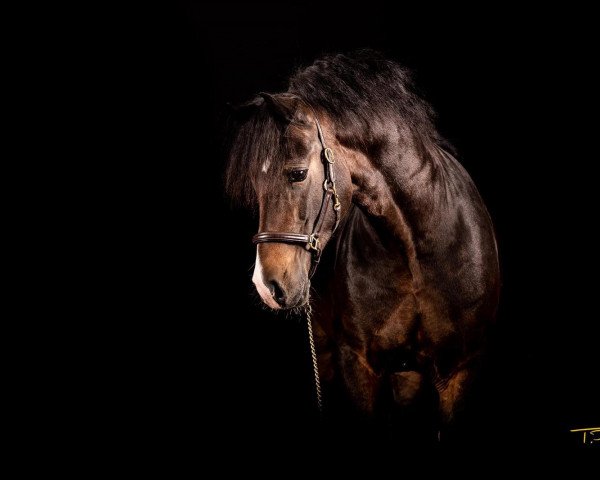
[340,131,457,285]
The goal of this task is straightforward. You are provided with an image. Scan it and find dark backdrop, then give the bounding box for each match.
[124,2,598,454]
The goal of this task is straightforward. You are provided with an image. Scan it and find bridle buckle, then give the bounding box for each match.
[324,179,342,211]
[306,234,320,252]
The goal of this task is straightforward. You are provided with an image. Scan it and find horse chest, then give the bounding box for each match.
[335,268,419,352]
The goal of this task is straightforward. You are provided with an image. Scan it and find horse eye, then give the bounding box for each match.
[288,168,308,183]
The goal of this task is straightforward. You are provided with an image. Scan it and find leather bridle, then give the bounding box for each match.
[252,115,342,278]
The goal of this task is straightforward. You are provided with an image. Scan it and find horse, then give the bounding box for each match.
[225,51,500,438]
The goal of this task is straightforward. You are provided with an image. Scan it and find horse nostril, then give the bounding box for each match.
[269,281,286,305]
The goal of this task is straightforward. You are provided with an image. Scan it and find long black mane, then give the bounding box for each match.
[226,50,446,206]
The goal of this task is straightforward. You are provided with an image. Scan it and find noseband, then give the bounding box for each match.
[252,115,341,278]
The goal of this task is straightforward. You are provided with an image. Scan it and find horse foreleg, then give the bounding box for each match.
[338,344,381,415]
[390,370,424,407]
[435,368,470,425]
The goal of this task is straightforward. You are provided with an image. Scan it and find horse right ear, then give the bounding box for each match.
[226,96,265,121]
[258,92,310,126]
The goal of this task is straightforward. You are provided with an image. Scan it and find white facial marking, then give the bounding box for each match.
[261,159,271,173]
[252,250,281,309]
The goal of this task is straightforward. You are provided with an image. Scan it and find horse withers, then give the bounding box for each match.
[226,51,500,438]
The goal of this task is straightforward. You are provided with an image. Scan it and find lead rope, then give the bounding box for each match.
[306,113,327,415]
[305,305,323,414]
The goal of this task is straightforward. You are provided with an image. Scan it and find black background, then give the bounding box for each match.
[124,2,598,454]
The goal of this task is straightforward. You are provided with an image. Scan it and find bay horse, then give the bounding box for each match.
[226,51,500,436]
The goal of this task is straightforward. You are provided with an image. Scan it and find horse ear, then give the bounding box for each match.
[227,96,265,121]
[259,92,307,124]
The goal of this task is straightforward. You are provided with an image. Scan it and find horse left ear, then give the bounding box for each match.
[226,96,265,122]
[259,92,308,125]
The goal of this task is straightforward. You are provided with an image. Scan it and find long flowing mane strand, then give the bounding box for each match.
[225,104,288,207]
[288,50,441,149]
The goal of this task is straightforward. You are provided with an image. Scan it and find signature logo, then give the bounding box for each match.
[570,427,600,445]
